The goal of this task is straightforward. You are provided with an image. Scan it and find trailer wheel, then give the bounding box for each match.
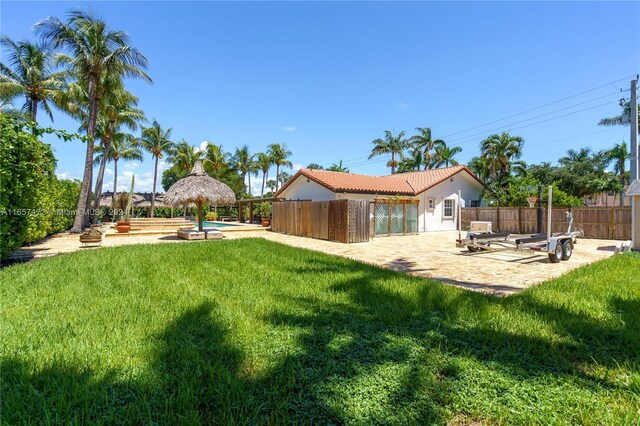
[548,243,563,263]
[562,239,573,260]
[467,246,478,253]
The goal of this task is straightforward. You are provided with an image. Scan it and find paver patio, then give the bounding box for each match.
[5,228,616,295]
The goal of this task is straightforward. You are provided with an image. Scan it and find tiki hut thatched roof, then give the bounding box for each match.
[98,192,172,208]
[164,161,236,206]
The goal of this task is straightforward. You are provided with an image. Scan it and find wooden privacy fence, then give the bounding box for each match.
[461,207,631,240]
[271,199,370,243]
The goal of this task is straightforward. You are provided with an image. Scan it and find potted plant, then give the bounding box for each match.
[116,175,135,233]
[79,227,102,245]
[258,202,271,227]
[206,210,218,221]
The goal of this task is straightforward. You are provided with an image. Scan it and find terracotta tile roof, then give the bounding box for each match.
[276,165,484,197]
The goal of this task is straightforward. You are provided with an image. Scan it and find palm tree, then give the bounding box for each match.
[468,156,492,182]
[91,86,145,222]
[202,142,226,179]
[599,101,640,131]
[266,179,277,194]
[36,10,151,231]
[0,36,64,122]
[434,143,462,168]
[398,150,424,173]
[605,141,630,205]
[267,143,293,191]
[369,130,407,174]
[408,127,445,170]
[327,160,349,173]
[94,132,143,214]
[256,152,273,197]
[168,139,203,216]
[480,132,524,186]
[229,145,254,195]
[139,119,174,217]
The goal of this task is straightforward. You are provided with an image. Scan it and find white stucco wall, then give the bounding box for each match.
[278,176,336,201]
[280,170,483,233]
[418,172,483,232]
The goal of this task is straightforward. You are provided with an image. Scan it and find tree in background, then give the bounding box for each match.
[599,101,640,131]
[408,127,445,170]
[36,9,151,231]
[604,141,630,206]
[94,133,143,208]
[306,163,323,170]
[202,142,226,179]
[266,179,277,195]
[167,139,202,216]
[91,86,145,222]
[327,160,349,173]
[480,132,524,187]
[256,152,273,197]
[139,119,174,217]
[433,142,462,168]
[0,36,64,122]
[398,148,425,172]
[231,145,255,196]
[369,130,407,174]
[267,143,293,191]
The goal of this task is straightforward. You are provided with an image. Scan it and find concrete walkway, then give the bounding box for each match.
[5,229,616,296]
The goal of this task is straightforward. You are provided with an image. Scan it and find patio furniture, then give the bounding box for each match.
[177,230,206,240]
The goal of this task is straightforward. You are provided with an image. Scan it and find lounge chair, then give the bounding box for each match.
[206,230,223,240]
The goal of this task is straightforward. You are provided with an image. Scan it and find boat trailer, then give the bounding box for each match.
[456,186,582,263]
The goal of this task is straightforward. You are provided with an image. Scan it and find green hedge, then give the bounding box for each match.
[0,115,80,260]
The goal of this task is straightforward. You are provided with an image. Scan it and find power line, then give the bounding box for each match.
[446,96,619,146]
[438,74,636,139]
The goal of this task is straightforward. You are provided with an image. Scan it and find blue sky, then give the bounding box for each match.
[2,1,639,193]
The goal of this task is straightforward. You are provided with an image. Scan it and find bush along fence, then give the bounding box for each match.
[271,199,370,243]
[461,207,631,240]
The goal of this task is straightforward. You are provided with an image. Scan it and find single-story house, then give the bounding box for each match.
[274,165,485,232]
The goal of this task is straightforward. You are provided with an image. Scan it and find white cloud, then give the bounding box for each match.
[105,167,114,176]
[281,126,296,132]
[290,163,304,171]
[198,140,210,153]
[55,170,76,180]
[124,162,140,169]
[396,102,409,110]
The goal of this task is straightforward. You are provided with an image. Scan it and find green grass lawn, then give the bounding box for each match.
[1,239,639,425]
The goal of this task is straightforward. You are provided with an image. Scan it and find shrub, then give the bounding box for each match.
[0,115,81,259]
[206,211,218,221]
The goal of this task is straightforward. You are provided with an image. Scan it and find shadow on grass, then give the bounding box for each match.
[2,256,638,424]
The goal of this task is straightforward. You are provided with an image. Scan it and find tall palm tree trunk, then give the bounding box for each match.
[275,165,280,191]
[31,99,38,122]
[112,158,119,221]
[261,171,267,197]
[91,131,114,224]
[391,152,396,174]
[151,155,158,218]
[71,79,98,233]
[247,173,251,196]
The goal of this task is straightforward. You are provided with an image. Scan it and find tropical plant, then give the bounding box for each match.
[598,101,640,131]
[94,132,143,212]
[230,145,255,196]
[256,152,273,197]
[36,9,151,231]
[267,143,293,191]
[90,86,145,222]
[139,119,174,217]
[398,149,425,173]
[167,139,202,216]
[266,179,277,193]
[0,36,64,122]
[202,142,226,179]
[408,127,445,170]
[434,142,462,168]
[306,163,324,170]
[604,141,631,206]
[327,160,349,173]
[369,130,407,174]
[556,147,610,198]
[479,132,524,187]
[258,201,271,218]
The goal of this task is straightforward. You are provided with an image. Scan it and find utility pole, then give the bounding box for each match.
[631,78,638,181]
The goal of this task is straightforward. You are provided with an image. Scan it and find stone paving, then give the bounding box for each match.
[5,228,616,296]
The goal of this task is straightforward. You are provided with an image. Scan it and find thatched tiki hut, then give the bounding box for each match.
[164,161,236,231]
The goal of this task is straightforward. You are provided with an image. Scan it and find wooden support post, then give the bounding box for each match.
[249,202,254,224]
[238,201,243,223]
[496,206,500,232]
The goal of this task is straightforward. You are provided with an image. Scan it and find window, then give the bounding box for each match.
[470,199,480,207]
[427,197,435,211]
[443,199,455,218]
